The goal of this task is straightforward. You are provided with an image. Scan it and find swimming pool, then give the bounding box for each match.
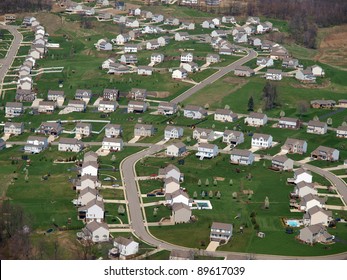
[286,219,301,227]
[191,200,213,210]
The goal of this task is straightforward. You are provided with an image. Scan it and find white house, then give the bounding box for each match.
[181,21,195,30]
[146,40,160,50]
[113,236,139,257]
[271,155,294,171]
[201,20,215,29]
[5,102,23,117]
[166,189,191,206]
[137,66,153,76]
[82,221,109,243]
[58,138,84,152]
[125,19,139,28]
[196,143,219,159]
[164,126,184,140]
[81,161,98,177]
[206,53,220,64]
[294,181,317,198]
[75,123,92,138]
[66,100,86,112]
[222,130,244,146]
[134,124,154,137]
[278,117,300,129]
[183,105,207,119]
[310,65,325,77]
[214,109,238,122]
[311,146,339,161]
[281,138,307,154]
[24,136,48,154]
[123,44,139,53]
[336,126,347,138]
[303,206,332,226]
[95,39,112,51]
[47,90,65,102]
[115,34,131,45]
[307,120,327,135]
[294,168,313,184]
[38,101,56,114]
[102,137,123,151]
[222,16,236,24]
[105,124,122,138]
[158,101,177,115]
[300,194,325,212]
[175,32,189,41]
[172,68,188,80]
[230,149,254,165]
[210,222,233,243]
[76,175,100,192]
[266,69,282,80]
[166,142,187,157]
[193,128,214,142]
[251,133,273,149]
[78,199,104,223]
[98,100,118,112]
[245,112,268,126]
[159,164,183,182]
[4,122,24,135]
[180,52,193,63]
[151,53,164,64]
[127,101,147,113]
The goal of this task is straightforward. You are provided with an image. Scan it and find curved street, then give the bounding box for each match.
[0,24,23,97]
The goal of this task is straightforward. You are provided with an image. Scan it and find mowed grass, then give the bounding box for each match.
[138,153,347,256]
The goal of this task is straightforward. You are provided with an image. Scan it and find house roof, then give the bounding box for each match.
[280,117,299,123]
[5,122,23,128]
[337,125,347,131]
[163,164,180,174]
[284,138,306,146]
[294,168,311,176]
[170,142,186,149]
[79,199,104,211]
[59,137,83,145]
[134,123,154,130]
[102,137,123,144]
[296,181,315,189]
[164,177,180,185]
[79,187,98,197]
[165,125,183,131]
[6,102,23,108]
[300,194,325,205]
[307,206,332,217]
[303,224,326,235]
[310,100,336,105]
[85,221,108,232]
[27,136,47,142]
[38,101,55,106]
[223,130,242,137]
[230,149,252,157]
[272,155,290,163]
[252,133,272,140]
[248,112,266,119]
[103,88,119,95]
[99,100,118,106]
[80,174,98,182]
[211,222,232,231]
[48,90,64,96]
[312,146,337,155]
[184,104,206,113]
[84,151,98,161]
[199,143,217,149]
[128,100,146,107]
[158,101,176,108]
[40,122,61,129]
[114,236,135,246]
[82,161,98,169]
[195,127,213,134]
[215,108,233,115]
[172,202,191,212]
[105,124,122,130]
[267,69,282,74]
[75,122,92,129]
[68,100,86,106]
[165,189,189,200]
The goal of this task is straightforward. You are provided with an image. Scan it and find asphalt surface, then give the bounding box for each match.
[0,24,23,96]
[171,49,258,104]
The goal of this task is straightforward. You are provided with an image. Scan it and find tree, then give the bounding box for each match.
[186,136,191,143]
[213,179,217,186]
[232,192,238,199]
[193,191,198,199]
[342,121,347,126]
[257,108,263,113]
[229,179,233,186]
[205,178,209,187]
[111,155,116,162]
[297,100,309,117]
[198,179,201,187]
[327,118,333,126]
[280,110,285,117]
[216,191,221,199]
[208,190,213,198]
[201,191,206,198]
[264,196,270,209]
[224,104,230,110]
[153,207,158,217]
[204,103,210,110]
[247,96,254,111]
[262,82,278,110]
[212,123,215,129]
[118,205,125,215]
[313,115,319,121]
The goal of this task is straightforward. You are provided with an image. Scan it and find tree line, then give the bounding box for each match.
[0,0,51,14]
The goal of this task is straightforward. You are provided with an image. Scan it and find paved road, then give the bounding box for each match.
[171,49,258,104]
[0,24,23,97]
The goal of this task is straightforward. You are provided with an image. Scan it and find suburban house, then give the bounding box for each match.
[300,194,325,211]
[5,102,23,117]
[281,138,308,154]
[17,76,33,90]
[95,39,112,51]
[166,189,191,206]
[271,155,294,171]
[336,126,347,138]
[105,124,122,138]
[24,136,48,154]
[113,237,139,258]
[180,52,194,62]
[164,177,180,194]
[151,53,164,64]
[251,133,273,149]
[151,14,164,23]
[233,33,248,43]
[127,101,147,113]
[172,68,188,80]
[230,149,254,165]
[78,199,104,223]
[146,40,160,50]
[164,17,180,26]
[166,142,187,157]
[103,89,119,101]
[183,105,207,119]
[75,123,92,138]
[222,130,244,146]
[129,88,147,101]
[193,128,214,142]
[206,53,220,64]
[115,34,130,45]
[282,58,299,68]
[140,10,153,19]
[47,90,65,102]
[256,57,274,67]
[257,22,273,33]
[108,63,131,74]
[159,164,184,182]
[245,112,268,126]
[119,54,138,64]
[98,100,118,112]
[175,32,190,41]
[311,146,339,161]
[338,99,347,107]
[196,143,219,159]
[83,151,98,163]
[81,161,99,177]
[310,65,325,77]
[296,68,316,82]
[164,126,184,140]
[66,100,86,112]
[181,62,199,73]
[58,138,84,152]
[134,124,154,137]
[38,101,56,114]
[294,181,318,198]
[246,16,260,25]
[249,37,262,47]
[303,206,332,227]
[76,175,100,192]
[4,122,24,136]
[234,66,255,77]
[278,117,300,129]
[137,66,153,76]
[214,109,238,122]
[77,188,100,206]
[157,37,170,46]
[171,203,192,224]
[158,101,177,115]
[270,46,289,60]
[222,16,236,24]
[180,21,195,30]
[169,249,194,260]
[102,137,124,151]
[125,19,139,28]
[299,224,333,245]
[294,168,313,184]
[307,120,328,135]
[265,69,282,80]
[37,122,62,136]
[201,20,215,29]
[310,100,336,109]
[211,30,227,38]
[15,89,35,102]
[81,221,109,243]
[102,58,116,69]
[210,222,233,243]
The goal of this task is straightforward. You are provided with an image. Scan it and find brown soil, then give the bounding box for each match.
[316,25,347,69]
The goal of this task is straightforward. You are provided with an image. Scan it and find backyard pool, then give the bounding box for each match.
[286,219,302,227]
[191,200,213,210]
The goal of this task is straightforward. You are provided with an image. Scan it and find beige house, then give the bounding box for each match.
[214,109,238,123]
[166,142,187,157]
[81,221,109,243]
[294,181,317,198]
[281,138,307,154]
[164,177,180,194]
[134,124,154,137]
[271,155,294,171]
[76,175,100,192]
[77,187,101,206]
[245,112,268,127]
[58,138,84,152]
[307,120,327,135]
[84,151,98,162]
[75,123,92,137]
[171,203,192,223]
[4,122,24,135]
[299,224,333,244]
[303,206,332,226]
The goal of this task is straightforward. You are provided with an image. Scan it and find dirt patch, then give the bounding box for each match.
[148,91,171,98]
[289,79,331,89]
[316,25,347,69]
[36,13,64,34]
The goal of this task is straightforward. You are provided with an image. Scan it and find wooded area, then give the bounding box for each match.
[0,0,51,13]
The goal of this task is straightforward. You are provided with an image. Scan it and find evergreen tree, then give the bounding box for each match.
[247,96,254,111]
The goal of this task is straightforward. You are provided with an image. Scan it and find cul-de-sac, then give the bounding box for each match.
[0,0,347,260]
